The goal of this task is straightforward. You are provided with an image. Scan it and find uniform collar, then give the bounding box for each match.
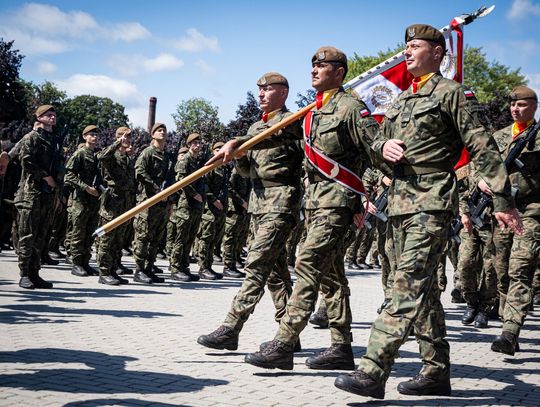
[403,72,442,99]
[315,87,344,114]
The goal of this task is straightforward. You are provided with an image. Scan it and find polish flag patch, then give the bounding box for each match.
[464,89,476,99]
[360,108,370,117]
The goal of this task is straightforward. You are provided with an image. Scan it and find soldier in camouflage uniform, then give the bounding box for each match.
[132,123,170,284]
[169,133,205,282]
[335,25,521,399]
[15,105,63,289]
[197,72,303,352]
[64,125,102,277]
[166,146,188,258]
[221,166,250,275]
[243,48,380,371]
[95,126,135,286]
[491,86,539,355]
[197,142,236,278]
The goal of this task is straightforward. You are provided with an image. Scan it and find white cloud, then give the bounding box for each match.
[144,54,184,72]
[107,53,184,76]
[173,28,220,52]
[56,74,141,103]
[0,27,69,55]
[110,22,151,42]
[195,59,216,76]
[36,61,57,74]
[508,0,540,20]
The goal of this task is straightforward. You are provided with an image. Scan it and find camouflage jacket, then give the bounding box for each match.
[205,163,231,215]
[135,145,169,202]
[175,150,205,210]
[227,166,250,213]
[492,122,540,216]
[372,73,514,216]
[236,107,303,215]
[65,145,99,203]
[304,88,379,211]
[15,128,65,206]
[97,139,135,194]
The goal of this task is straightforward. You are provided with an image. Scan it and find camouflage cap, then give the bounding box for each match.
[405,24,446,50]
[186,133,201,144]
[256,72,289,88]
[212,141,225,150]
[509,86,538,102]
[115,126,132,137]
[82,125,98,135]
[35,104,55,117]
[178,146,189,154]
[151,122,166,134]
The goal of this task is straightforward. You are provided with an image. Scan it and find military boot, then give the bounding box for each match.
[488,298,500,319]
[491,330,518,356]
[134,270,152,284]
[31,275,53,289]
[450,288,465,303]
[346,261,361,270]
[41,253,59,266]
[474,309,489,329]
[71,264,88,277]
[223,266,245,278]
[117,263,133,275]
[305,343,355,370]
[334,370,385,399]
[84,264,99,276]
[19,276,35,289]
[110,270,129,285]
[197,326,239,351]
[244,339,294,370]
[146,265,164,283]
[309,306,329,328]
[397,374,451,396]
[99,274,120,286]
[377,298,391,314]
[199,268,222,280]
[534,293,540,306]
[260,339,302,353]
[461,304,478,325]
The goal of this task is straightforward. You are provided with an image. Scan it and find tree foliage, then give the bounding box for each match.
[225,91,261,138]
[172,97,223,144]
[0,38,29,125]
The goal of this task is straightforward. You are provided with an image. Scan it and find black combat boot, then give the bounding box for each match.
[223,266,245,278]
[461,304,478,325]
[491,330,518,356]
[199,268,220,280]
[347,261,361,270]
[31,275,53,289]
[133,270,152,284]
[260,338,302,353]
[244,340,294,370]
[397,374,451,396]
[146,265,164,283]
[84,264,99,276]
[71,264,88,277]
[358,262,373,270]
[197,326,239,350]
[306,343,355,370]
[117,263,133,275]
[41,253,59,266]
[377,298,391,314]
[98,274,120,286]
[474,309,489,329]
[110,270,129,284]
[49,249,67,259]
[334,370,385,399]
[309,306,329,328]
[19,276,35,289]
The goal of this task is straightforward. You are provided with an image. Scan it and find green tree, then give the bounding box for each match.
[225,91,261,138]
[0,38,28,126]
[172,97,224,144]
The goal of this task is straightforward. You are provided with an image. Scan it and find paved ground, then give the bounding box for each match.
[0,249,538,407]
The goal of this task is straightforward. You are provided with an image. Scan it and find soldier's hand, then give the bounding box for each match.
[85,186,99,197]
[353,213,366,229]
[364,200,377,214]
[382,176,392,187]
[382,139,406,163]
[0,151,10,175]
[494,208,523,235]
[213,200,224,210]
[194,193,203,203]
[242,201,248,210]
[461,213,472,235]
[206,140,239,166]
[43,176,57,188]
[478,179,493,196]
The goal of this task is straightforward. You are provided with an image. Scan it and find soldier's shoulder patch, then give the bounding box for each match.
[464,89,476,100]
[360,108,371,118]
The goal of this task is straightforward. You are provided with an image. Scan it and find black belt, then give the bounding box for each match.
[393,163,454,178]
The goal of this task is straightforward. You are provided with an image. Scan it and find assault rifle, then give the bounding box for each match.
[468,120,540,227]
[364,187,388,230]
[449,217,463,244]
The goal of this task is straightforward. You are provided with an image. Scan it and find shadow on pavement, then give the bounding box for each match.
[64,399,187,407]
[0,348,227,395]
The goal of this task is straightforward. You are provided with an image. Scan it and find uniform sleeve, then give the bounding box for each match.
[65,150,88,192]
[175,156,199,197]
[135,150,160,196]
[97,139,122,165]
[20,134,48,182]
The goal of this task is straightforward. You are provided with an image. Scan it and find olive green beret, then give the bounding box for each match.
[178,146,189,154]
[312,46,348,67]
[405,24,446,50]
[212,141,225,150]
[82,125,98,135]
[509,86,538,102]
[151,122,166,135]
[115,126,132,137]
[186,133,201,144]
[256,72,289,88]
[35,105,55,117]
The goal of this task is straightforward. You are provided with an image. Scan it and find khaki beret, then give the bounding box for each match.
[256,72,289,88]
[186,133,201,144]
[312,46,348,67]
[178,146,189,154]
[405,24,446,50]
[509,86,538,102]
[115,126,132,137]
[35,105,55,117]
[151,122,166,135]
[82,125,98,135]
[212,141,225,150]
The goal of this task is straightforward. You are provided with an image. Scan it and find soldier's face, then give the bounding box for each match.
[258,85,287,113]
[405,40,442,77]
[511,99,537,123]
[152,127,167,142]
[188,139,201,155]
[38,111,56,127]
[84,132,98,148]
[311,62,343,91]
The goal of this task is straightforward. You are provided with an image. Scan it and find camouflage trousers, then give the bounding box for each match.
[169,206,203,273]
[16,191,55,276]
[379,219,394,299]
[492,227,514,316]
[359,211,451,384]
[275,207,353,345]
[286,218,305,267]
[223,212,295,333]
[96,222,127,276]
[197,206,227,269]
[66,198,99,266]
[455,224,497,308]
[502,215,540,336]
[133,203,168,271]
[222,210,248,268]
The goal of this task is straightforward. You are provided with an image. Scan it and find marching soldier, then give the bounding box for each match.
[491,86,539,355]
[64,125,102,277]
[335,24,521,399]
[132,122,170,284]
[198,72,303,352]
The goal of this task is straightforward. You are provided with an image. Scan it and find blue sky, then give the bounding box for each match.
[1,0,539,130]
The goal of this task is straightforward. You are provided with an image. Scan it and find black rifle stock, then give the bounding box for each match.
[364,187,388,230]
